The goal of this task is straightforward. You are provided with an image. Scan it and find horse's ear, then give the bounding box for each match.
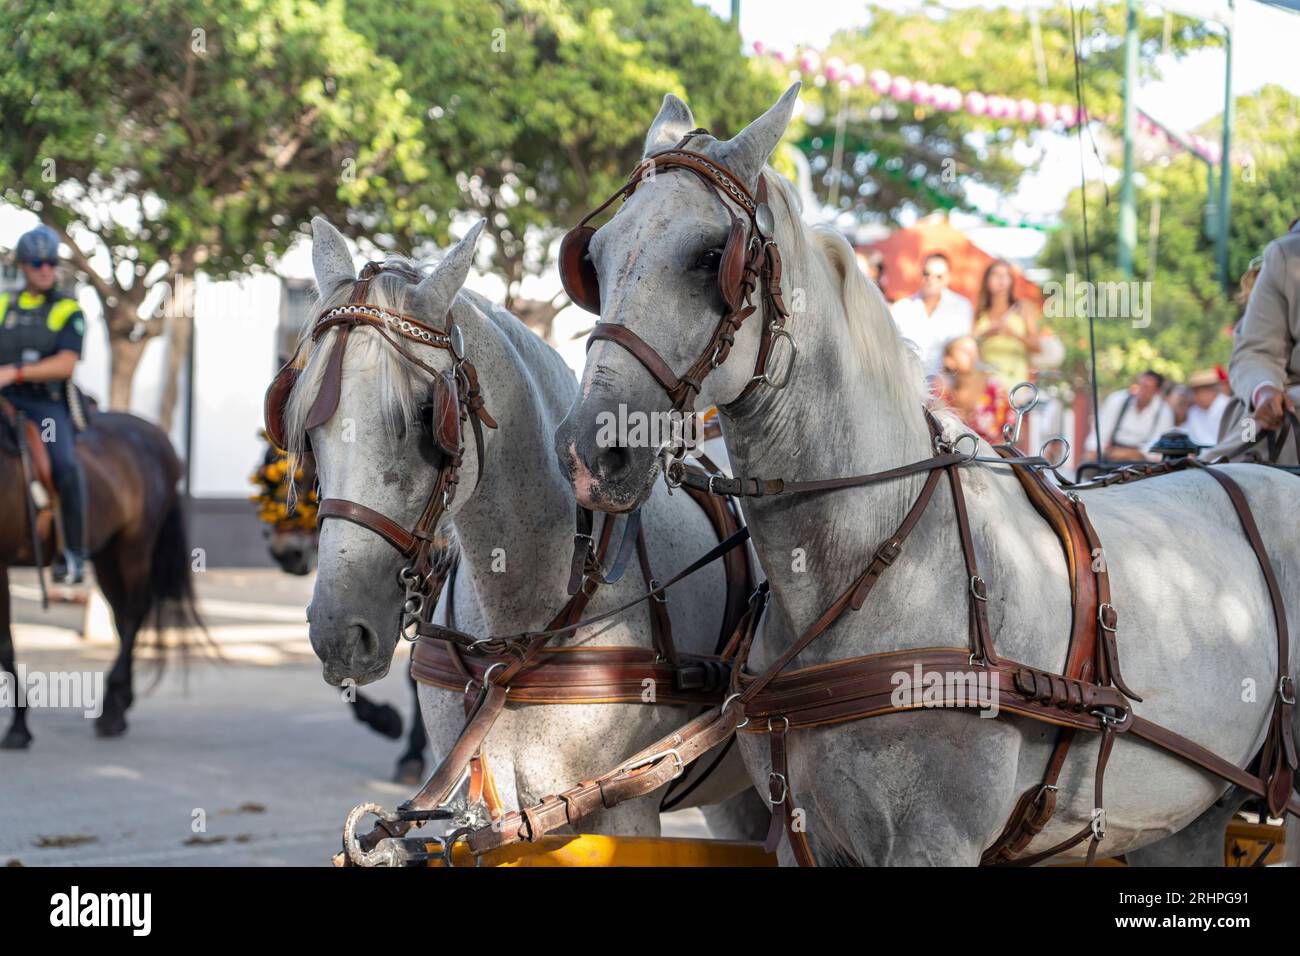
[643,93,696,156]
[311,216,355,296]
[717,82,801,192]
[410,219,486,317]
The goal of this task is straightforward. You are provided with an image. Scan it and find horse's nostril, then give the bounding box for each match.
[350,622,379,661]
[592,444,631,480]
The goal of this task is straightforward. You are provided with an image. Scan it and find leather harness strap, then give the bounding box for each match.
[459,448,1300,864]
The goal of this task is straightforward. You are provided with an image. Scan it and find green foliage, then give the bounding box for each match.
[1038,84,1300,396]
[0,0,424,296]
[796,1,1217,223]
[344,0,780,296]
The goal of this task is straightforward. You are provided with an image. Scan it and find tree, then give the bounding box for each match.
[343,0,782,308]
[0,0,425,416]
[1038,85,1300,396]
[788,2,1218,224]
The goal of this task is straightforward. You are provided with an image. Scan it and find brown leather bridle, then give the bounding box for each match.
[560,133,795,421]
[262,262,497,641]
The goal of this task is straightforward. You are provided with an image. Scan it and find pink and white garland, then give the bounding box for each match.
[753,43,1085,129]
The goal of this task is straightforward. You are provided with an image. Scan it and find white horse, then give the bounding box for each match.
[286,216,767,841]
[554,85,1300,865]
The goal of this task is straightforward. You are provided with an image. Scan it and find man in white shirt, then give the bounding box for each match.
[1182,368,1230,449]
[890,252,973,376]
[1086,370,1175,462]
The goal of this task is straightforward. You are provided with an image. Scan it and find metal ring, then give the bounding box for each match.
[951,432,979,463]
[441,827,473,868]
[402,594,424,616]
[342,803,407,867]
[1037,436,1071,470]
[755,328,796,390]
[663,458,685,489]
[650,579,668,604]
[400,616,421,642]
[1008,381,1040,414]
[1097,603,1117,632]
[970,575,988,601]
[483,662,507,687]
[767,715,789,734]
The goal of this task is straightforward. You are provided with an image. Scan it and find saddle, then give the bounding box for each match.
[1,399,55,506]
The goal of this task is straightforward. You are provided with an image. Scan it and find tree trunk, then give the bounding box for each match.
[108,325,149,411]
[157,279,196,433]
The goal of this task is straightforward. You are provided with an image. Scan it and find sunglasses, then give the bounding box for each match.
[26,259,58,269]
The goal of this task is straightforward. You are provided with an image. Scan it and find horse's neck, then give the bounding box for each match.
[447,307,583,636]
[722,249,966,662]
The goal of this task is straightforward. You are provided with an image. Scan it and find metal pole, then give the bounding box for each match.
[730,0,739,27]
[1216,1,1235,290]
[183,288,196,501]
[1117,0,1138,277]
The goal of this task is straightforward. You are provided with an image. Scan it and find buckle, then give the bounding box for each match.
[621,748,685,780]
[875,539,902,566]
[768,772,788,806]
[1098,603,1118,632]
[970,576,988,601]
[1090,807,1106,841]
[1280,675,1296,706]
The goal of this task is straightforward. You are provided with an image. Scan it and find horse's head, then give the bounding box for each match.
[266,526,317,576]
[284,215,487,686]
[554,83,801,512]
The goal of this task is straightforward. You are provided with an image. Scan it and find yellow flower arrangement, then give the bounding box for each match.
[250,432,318,531]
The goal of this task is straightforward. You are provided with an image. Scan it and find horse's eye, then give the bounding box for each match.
[696,248,724,272]
[417,403,435,434]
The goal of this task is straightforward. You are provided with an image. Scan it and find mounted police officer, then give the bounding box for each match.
[0,225,89,584]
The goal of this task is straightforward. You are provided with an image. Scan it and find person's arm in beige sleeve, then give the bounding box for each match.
[1229,238,1297,429]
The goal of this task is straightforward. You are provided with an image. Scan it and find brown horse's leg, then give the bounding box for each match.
[394,669,427,784]
[0,566,32,749]
[91,538,151,738]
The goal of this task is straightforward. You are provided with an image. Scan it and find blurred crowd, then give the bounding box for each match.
[863,250,1059,446]
[864,218,1298,465]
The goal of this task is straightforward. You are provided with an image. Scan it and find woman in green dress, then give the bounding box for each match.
[972,259,1041,389]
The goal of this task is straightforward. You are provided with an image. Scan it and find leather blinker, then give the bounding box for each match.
[429,371,462,458]
[559,225,601,314]
[263,362,301,452]
[718,218,748,313]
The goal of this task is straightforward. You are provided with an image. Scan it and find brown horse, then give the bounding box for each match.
[1,401,202,748]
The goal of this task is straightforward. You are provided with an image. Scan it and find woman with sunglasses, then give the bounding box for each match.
[0,224,89,584]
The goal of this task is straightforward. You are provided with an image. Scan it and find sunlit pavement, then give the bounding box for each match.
[0,568,706,866]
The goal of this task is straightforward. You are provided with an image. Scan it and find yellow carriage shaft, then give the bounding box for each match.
[426,834,776,868]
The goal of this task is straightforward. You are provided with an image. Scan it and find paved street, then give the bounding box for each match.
[0,568,706,866]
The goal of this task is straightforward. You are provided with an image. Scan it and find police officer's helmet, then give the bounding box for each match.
[15,225,61,264]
